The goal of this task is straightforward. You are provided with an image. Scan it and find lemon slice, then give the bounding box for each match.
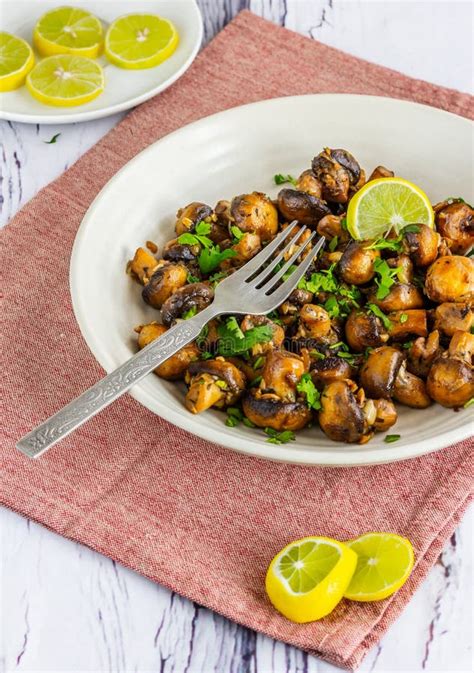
[344,532,415,602]
[347,177,434,240]
[105,14,178,69]
[265,536,357,622]
[33,6,103,58]
[26,55,104,107]
[0,32,35,92]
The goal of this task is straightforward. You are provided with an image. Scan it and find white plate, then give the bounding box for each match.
[70,94,474,466]
[0,0,202,124]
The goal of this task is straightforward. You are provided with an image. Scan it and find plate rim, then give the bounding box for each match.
[70,93,474,466]
[0,0,203,125]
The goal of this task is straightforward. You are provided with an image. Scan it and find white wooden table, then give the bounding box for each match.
[1,2,473,671]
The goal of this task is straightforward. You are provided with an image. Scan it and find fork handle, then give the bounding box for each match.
[16,305,219,458]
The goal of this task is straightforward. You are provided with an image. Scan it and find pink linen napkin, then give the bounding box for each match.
[1,11,473,670]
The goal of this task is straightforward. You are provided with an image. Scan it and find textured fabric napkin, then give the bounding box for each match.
[1,11,473,670]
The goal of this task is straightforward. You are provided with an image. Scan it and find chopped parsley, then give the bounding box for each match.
[264,428,296,444]
[178,221,237,274]
[402,340,414,350]
[373,258,401,299]
[217,317,273,356]
[231,225,244,241]
[226,407,243,427]
[384,434,401,443]
[328,236,339,252]
[198,245,237,274]
[44,132,61,144]
[399,313,408,324]
[296,373,322,410]
[464,398,474,409]
[340,217,348,232]
[310,350,326,360]
[367,303,393,330]
[365,225,420,252]
[182,306,197,319]
[242,417,256,428]
[305,264,339,293]
[187,272,200,284]
[249,375,263,387]
[274,173,297,186]
[253,356,265,370]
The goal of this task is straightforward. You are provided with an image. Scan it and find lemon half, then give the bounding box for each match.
[347,177,434,240]
[33,6,103,58]
[0,32,35,92]
[26,55,104,107]
[344,532,415,602]
[266,536,357,622]
[105,14,178,69]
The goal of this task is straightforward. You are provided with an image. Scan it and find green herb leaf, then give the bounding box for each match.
[399,313,408,324]
[384,434,401,443]
[44,133,61,144]
[217,318,273,356]
[182,306,197,320]
[402,224,421,234]
[200,351,213,360]
[296,373,321,410]
[274,173,297,186]
[264,428,296,444]
[464,398,474,408]
[365,236,402,252]
[305,264,339,294]
[230,225,244,241]
[328,235,338,252]
[402,340,414,350]
[249,375,263,387]
[367,303,392,330]
[310,350,326,360]
[198,246,237,274]
[373,258,401,299]
[340,217,348,232]
[187,272,200,284]
[195,220,211,235]
[253,355,265,370]
[242,417,256,428]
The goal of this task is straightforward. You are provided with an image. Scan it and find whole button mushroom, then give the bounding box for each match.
[434,200,474,255]
[427,331,474,408]
[160,282,214,326]
[276,188,331,227]
[425,256,474,303]
[185,358,247,414]
[135,322,200,381]
[230,192,279,242]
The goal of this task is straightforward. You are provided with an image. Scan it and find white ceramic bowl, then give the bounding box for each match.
[0,0,202,124]
[70,94,474,465]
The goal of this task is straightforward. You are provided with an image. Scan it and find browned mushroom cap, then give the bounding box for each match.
[433,302,474,337]
[367,165,394,181]
[426,331,474,407]
[127,247,159,284]
[338,241,380,285]
[345,309,389,352]
[402,223,440,267]
[142,263,188,309]
[135,322,200,380]
[160,282,214,326]
[276,188,331,227]
[425,256,474,303]
[311,148,361,204]
[393,361,432,408]
[318,380,369,443]
[242,390,312,431]
[260,350,306,401]
[163,238,200,264]
[185,358,246,413]
[388,310,428,341]
[295,304,334,342]
[278,288,314,317]
[230,192,279,242]
[240,314,285,355]
[372,398,398,431]
[295,169,323,198]
[434,200,474,255]
[366,283,424,312]
[316,214,348,240]
[360,346,404,399]
[407,331,442,378]
[223,232,261,267]
[310,355,353,389]
[175,202,213,236]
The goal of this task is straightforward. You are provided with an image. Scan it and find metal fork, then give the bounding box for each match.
[17,222,325,458]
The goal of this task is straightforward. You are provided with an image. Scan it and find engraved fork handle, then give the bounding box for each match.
[16,305,219,458]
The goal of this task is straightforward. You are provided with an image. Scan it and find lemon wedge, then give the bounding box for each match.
[33,6,103,58]
[26,55,104,107]
[105,14,178,69]
[265,536,357,622]
[344,532,415,602]
[0,32,35,92]
[347,177,434,240]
